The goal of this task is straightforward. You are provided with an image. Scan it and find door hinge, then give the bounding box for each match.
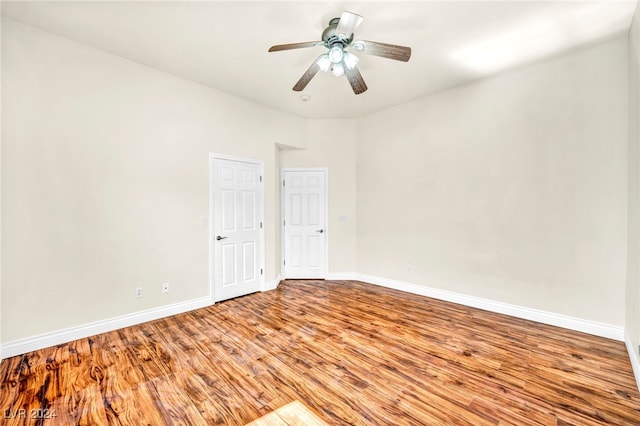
[283,180,285,187]
[260,175,262,182]
[283,259,286,266]
[260,222,263,229]
[260,268,263,275]
[283,220,286,226]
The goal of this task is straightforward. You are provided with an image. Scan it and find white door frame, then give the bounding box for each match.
[209,153,265,304]
[280,168,329,279]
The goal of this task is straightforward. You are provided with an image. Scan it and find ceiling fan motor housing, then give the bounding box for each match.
[322,17,353,48]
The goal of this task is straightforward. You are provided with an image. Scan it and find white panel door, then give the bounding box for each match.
[283,170,326,279]
[212,157,263,302]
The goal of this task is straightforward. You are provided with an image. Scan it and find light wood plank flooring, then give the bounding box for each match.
[246,400,328,426]
[1,280,639,425]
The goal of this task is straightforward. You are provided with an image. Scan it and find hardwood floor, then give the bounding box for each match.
[1,279,639,425]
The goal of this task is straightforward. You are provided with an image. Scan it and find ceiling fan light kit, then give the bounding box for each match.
[317,54,331,72]
[268,11,411,95]
[328,46,344,63]
[331,62,345,77]
[343,52,359,70]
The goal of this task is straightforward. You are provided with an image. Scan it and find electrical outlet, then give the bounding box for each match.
[162,282,170,293]
[135,287,143,298]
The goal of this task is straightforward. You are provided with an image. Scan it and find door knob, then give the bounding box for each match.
[216,235,227,241]
[315,229,324,233]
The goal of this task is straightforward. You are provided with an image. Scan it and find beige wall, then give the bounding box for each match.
[627,3,640,354]
[279,119,358,274]
[0,17,634,351]
[1,19,304,342]
[0,12,3,355]
[357,37,629,326]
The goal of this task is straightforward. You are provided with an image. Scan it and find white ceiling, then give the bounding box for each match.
[2,1,637,119]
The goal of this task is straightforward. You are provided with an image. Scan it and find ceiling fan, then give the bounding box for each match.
[268,11,411,95]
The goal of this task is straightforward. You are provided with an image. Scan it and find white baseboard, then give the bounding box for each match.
[325,272,359,281]
[625,334,640,392]
[1,274,627,361]
[263,274,282,292]
[354,273,624,341]
[1,296,211,360]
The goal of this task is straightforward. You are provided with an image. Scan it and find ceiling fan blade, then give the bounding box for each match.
[344,65,368,95]
[268,41,323,52]
[352,40,411,62]
[335,11,363,38]
[292,56,323,91]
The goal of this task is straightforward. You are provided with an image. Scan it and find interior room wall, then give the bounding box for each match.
[279,119,358,274]
[627,3,640,358]
[356,37,629,327]
[0,11,3,357]
[1,12,636,362]
[1,18,304,344]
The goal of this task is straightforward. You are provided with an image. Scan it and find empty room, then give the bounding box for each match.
[2,0,640,424]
